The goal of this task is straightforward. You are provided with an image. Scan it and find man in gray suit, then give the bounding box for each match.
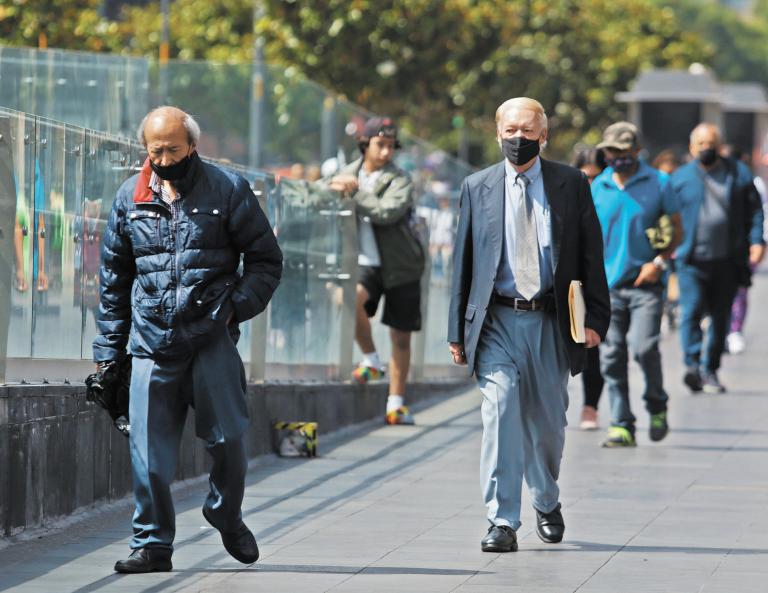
[448,97,610,552]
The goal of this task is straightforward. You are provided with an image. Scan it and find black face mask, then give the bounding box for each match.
[607,155,637,173]
[501,137,540,166]
[698,148,719,167]
[150,152,193,181]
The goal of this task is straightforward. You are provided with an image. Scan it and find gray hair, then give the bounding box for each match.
[495,97,548,130]
[137,106,201,146]
[690,122,721,144]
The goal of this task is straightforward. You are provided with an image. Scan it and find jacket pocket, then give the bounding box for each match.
[189,276,236,318]
[128,210,161,248]
[188,207,223,246]
[134,295,165,328]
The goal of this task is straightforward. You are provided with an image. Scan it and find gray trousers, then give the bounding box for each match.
[600,284,668,430]
[475,305,570,530]
[128,325,249,550]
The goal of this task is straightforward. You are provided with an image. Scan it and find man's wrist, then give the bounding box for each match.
[652,255,668,271]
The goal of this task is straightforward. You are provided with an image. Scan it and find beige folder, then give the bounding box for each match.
[568,280,586,343]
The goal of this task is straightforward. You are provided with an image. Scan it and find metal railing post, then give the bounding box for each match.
[410,217,430,381]
[0,116,17,383]
[337,198,358,379]
[248,178,270,381]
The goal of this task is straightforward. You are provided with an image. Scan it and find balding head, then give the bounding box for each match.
[137,106,200,147]
[689,123,722,165]
[138,106,200,169]
[690,123,721,146]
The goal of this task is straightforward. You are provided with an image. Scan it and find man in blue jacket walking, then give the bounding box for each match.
[94,106,282,572]
[666,123,765,393]
[591,122,682,448]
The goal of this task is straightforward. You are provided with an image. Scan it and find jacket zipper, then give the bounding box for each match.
[169,207,190,344]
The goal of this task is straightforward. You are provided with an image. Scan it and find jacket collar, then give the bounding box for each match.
[133,151,203,204]
[342,157,398,192]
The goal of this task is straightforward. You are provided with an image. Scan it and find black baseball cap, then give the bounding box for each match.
[359,117,400,146]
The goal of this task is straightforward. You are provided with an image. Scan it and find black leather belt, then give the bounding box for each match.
[492,292,554,312]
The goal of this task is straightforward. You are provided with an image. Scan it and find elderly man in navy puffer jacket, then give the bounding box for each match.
[93,106,282,574]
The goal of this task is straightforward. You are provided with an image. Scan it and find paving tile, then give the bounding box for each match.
[3,274,768,592]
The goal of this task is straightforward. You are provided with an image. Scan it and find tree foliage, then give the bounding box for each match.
[1,0,750,164]
[262,0,709,160]
[653,0,768,90]
[0,0,108,50]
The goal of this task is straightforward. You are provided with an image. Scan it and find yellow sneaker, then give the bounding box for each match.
[352,365,385,384]
[385,406,415,425]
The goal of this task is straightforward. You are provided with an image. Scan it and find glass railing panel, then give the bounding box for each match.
[79,129,136,358]
[302,193,346,371]
[28,119,85,358]
[152,60,252,165]
[0,48,476,376]
[261,67,327,171]
[0,47,149,138]
[0,48,31,120]
[265,178,309,371]
[397,137,466,367]
[5,111,37,358]
[263,178,348,378]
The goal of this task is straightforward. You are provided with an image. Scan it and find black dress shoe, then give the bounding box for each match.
[535,503,565,543]
[481,524,518,552]
[203,508,259,564]
[114,547,172,573]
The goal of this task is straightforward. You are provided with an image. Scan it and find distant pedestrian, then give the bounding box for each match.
[326,117,426,425]
[572,147,607,430]
[668,124,765,393]
[573,146,606,183]
[652,149,682,175]
[720,145,767,355]
[592,122,683,448]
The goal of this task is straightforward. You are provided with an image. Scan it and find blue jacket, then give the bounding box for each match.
[668,158,764,276]
[93,153,283,361]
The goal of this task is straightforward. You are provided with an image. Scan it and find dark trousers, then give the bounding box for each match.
[581,346,604,408]
[128,325,249,550]
[677,259,739,373]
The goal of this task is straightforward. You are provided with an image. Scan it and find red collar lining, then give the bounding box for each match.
[133,157,154,203]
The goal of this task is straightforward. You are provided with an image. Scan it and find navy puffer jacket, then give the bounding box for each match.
[93,153,282,361]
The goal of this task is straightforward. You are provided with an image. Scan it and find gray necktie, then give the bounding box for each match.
[513,173,540,300]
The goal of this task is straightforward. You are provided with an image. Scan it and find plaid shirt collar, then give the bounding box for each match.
[149,171,182,206]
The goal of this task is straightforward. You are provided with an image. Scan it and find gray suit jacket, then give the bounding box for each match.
[447,158,610,376]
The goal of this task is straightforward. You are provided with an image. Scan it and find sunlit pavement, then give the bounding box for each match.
[1,273,767,593]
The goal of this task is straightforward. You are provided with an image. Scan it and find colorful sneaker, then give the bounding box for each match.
[649,411,669,442]
[352,365,385,384]
[601,426,636,448]
[385,406,415,425]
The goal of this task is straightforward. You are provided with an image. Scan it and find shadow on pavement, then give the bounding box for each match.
[0,399,477,593]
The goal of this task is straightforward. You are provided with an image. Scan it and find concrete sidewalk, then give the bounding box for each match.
[2,274,768,593]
